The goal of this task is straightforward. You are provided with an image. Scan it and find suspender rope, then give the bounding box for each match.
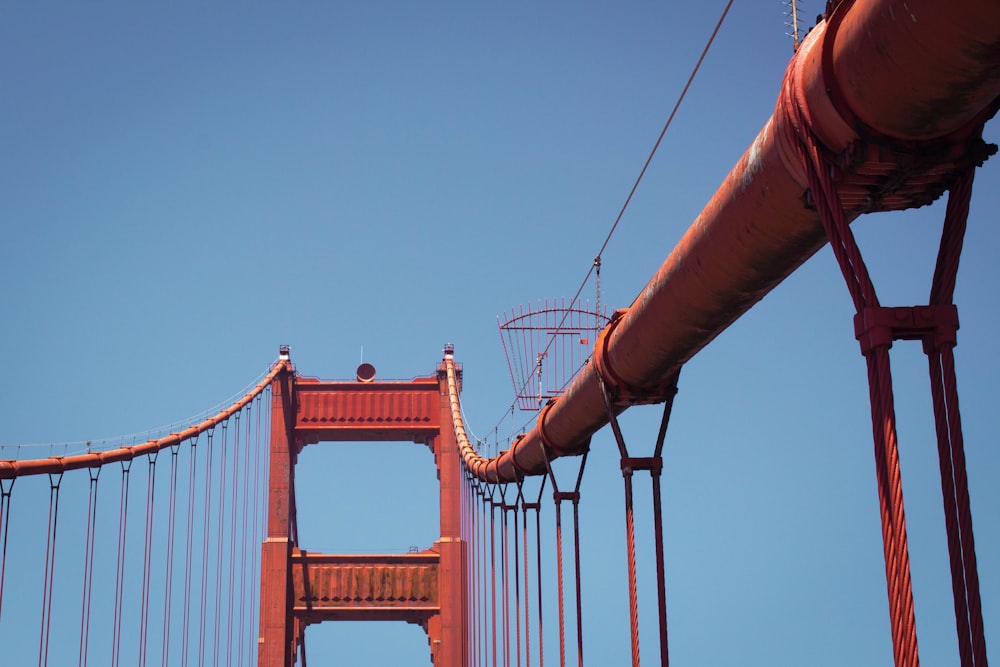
[571,468,586,667]
[111,459,133,667]
[213,420,230,667]
[237,404,254,667]
[78,466,101,667]
[519,477,545,667]
[513,479,523,667]
[789,80,918,667]
[542,442,590,667]
[160,443,181,667]
[489,483,500,667]
[138,452,159,667]
[160,442,180,667]
[0,477,13,623]
[38,471,63,667]
[532,479,547,667]
[197,430,215,667]
[472,477,482,667]
[249,394,266,665]
[927,169,988,667]
[500,483,512,667]
[598,370,680,667]
[482,483,494,667]
[226,412,243,666]
[181,433,200,667]
[784,47,993,664]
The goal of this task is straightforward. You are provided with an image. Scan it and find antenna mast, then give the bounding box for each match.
[785,0,802,51]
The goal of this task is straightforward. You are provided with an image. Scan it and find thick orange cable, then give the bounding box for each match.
[0,359,290,479]
[449,0,1000,486]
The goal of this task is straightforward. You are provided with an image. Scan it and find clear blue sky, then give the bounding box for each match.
[1,2,997,665]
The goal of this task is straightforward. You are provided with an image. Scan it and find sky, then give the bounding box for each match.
[1,1,998,665]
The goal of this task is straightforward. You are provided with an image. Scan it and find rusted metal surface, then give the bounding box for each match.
[293,375,440,446]
[292,550,440,623]
[459,0,1000,484]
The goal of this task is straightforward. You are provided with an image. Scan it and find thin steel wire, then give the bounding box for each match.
[78,468,101,667]
[138,452,159,667]
[161,443,182,667]
[111,461,132,667]
[37,472,63,667]
[0,478,12,622]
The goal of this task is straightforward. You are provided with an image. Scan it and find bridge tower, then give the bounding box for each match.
[258,347,467,666]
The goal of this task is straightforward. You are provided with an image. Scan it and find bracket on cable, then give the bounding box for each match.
[593,309,681,406]
[854,305,958,356]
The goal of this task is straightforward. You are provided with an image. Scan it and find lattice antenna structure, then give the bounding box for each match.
[785,0,802,50]
[498,299,611,411]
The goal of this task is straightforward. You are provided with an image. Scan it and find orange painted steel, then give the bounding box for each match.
[0,359,291,479]
[259,361,468,667]
[293,375,439,445]
[456,0,1000,484]
[291,550,441,623]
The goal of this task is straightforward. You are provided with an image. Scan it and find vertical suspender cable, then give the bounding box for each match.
[37,472,63,667]
[926,170,988,667]
[139,452,160,667]
[520,484,532,667]
[226,412,242,667]
[181,434,200,667]
[79,467,101,667]
[534,486,545,667]
[601,378,641,667]
[161,442,182,667]
[237,403,254,667]
[198,430,216,667]
[513,483,522,667]
[601,374,678,667]
[549,485,568,667]
[490,486,499,667]
[651,388,677,667]
[248,393,266,664]
[543,446,588,667]
[111,459,133,667]
[482,486,492,667]
[786,80,919,667]
[468,476,478,667]
[0,478,13,622]
[501,485,511,667]
[571,490,585,667]
[213,421,230,667]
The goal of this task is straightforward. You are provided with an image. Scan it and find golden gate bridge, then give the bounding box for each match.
[2,0,999,664]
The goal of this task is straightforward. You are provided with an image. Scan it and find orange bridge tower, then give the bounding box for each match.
[258,346,467,666]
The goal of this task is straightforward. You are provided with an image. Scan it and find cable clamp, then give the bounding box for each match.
[553,491,580,503]
[593,308,679,405]
[620,456,663,475]
[854,305,958,356]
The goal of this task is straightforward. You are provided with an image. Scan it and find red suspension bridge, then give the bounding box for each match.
[1,0,999,664]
